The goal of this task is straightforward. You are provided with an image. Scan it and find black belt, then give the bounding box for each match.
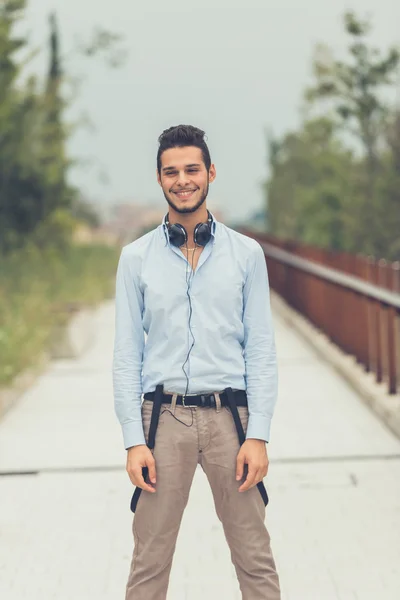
[143,389,248,408]
[131,385,269,512]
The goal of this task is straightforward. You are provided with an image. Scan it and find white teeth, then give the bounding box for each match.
[176,190,195,197]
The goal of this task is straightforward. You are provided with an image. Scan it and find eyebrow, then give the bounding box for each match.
[162,163,201,172]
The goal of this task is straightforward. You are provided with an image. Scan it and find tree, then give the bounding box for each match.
[266,117,357,250]
[264,11,400,261]
[305,11,399,249]
[0,2,126,253]
[0,0,46,250]
[375,110,400,259]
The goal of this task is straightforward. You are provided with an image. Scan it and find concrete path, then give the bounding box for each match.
[1,298,399,599]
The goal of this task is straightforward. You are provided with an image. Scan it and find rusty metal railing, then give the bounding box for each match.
[241,230,400,396]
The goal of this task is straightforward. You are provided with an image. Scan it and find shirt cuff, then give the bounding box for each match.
[246,413,272,444]
[121,420,146,449]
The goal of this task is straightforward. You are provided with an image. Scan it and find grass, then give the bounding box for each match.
[0,242,120,387]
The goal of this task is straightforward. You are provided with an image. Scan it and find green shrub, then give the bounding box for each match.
[0,243,120,386]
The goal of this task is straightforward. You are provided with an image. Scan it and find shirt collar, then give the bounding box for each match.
[160,210,218,247]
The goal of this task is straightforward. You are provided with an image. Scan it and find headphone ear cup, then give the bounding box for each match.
[169,223,187,247]
[194,222,211,247]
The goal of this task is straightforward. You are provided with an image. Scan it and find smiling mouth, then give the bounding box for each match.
[173,189,197,199]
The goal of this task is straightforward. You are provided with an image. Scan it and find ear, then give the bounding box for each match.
[208,164,216,183]
[156,169,162,186]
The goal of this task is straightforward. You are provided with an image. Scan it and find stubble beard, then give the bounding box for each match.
[162,179,209,215]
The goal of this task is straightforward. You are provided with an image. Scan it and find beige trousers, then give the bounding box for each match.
[125,398,281,600]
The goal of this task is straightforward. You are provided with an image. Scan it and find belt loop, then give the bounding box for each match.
[171,393,177,415]
[214,392,221,413]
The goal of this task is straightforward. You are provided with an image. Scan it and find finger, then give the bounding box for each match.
[127,465,141,486]
[133,467,156,493]
[249,468,264,489]
[147,458,157,483]
[127,470,137,486]
[256,466,267,482]
[239,466,257,492]
[260,459,269,479]
[236,454,245,481]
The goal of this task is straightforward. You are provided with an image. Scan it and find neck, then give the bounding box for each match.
[168,206,209,246]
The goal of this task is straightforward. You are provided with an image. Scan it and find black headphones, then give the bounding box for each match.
[164,210,213,248]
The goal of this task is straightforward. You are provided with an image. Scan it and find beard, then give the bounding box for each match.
[162,179,209,214]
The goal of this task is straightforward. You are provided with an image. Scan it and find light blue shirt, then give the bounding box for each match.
[112,211,278,449]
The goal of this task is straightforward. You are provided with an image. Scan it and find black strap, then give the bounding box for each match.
[130,384,269,512]
[130,384,163,513]
[147,384,163,449]
[225,387,269,507]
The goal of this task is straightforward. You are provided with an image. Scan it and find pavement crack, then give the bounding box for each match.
[271,453,400,465]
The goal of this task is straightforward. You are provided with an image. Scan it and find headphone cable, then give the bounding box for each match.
[182,240,196,397]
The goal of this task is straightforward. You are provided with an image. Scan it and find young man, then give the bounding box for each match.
[113,124,281,599]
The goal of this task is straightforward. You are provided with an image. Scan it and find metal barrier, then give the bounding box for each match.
[241,230,400,396]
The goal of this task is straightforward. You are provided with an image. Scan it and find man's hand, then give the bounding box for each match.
[126,445,157,493]
[236,439,269,492]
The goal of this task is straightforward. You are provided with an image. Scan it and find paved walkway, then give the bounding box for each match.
[1,298,400,599]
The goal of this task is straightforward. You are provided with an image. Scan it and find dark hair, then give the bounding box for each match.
[157,124,211,174]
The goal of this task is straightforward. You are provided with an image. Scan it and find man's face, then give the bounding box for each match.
[157,146,216,214]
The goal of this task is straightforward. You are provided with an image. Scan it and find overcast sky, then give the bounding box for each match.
[25,0,399,222]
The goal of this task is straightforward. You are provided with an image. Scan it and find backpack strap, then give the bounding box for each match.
[225,387,269,506]
[130,384,163,513]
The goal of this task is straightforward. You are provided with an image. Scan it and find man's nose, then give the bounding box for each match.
[177,171,190,185]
